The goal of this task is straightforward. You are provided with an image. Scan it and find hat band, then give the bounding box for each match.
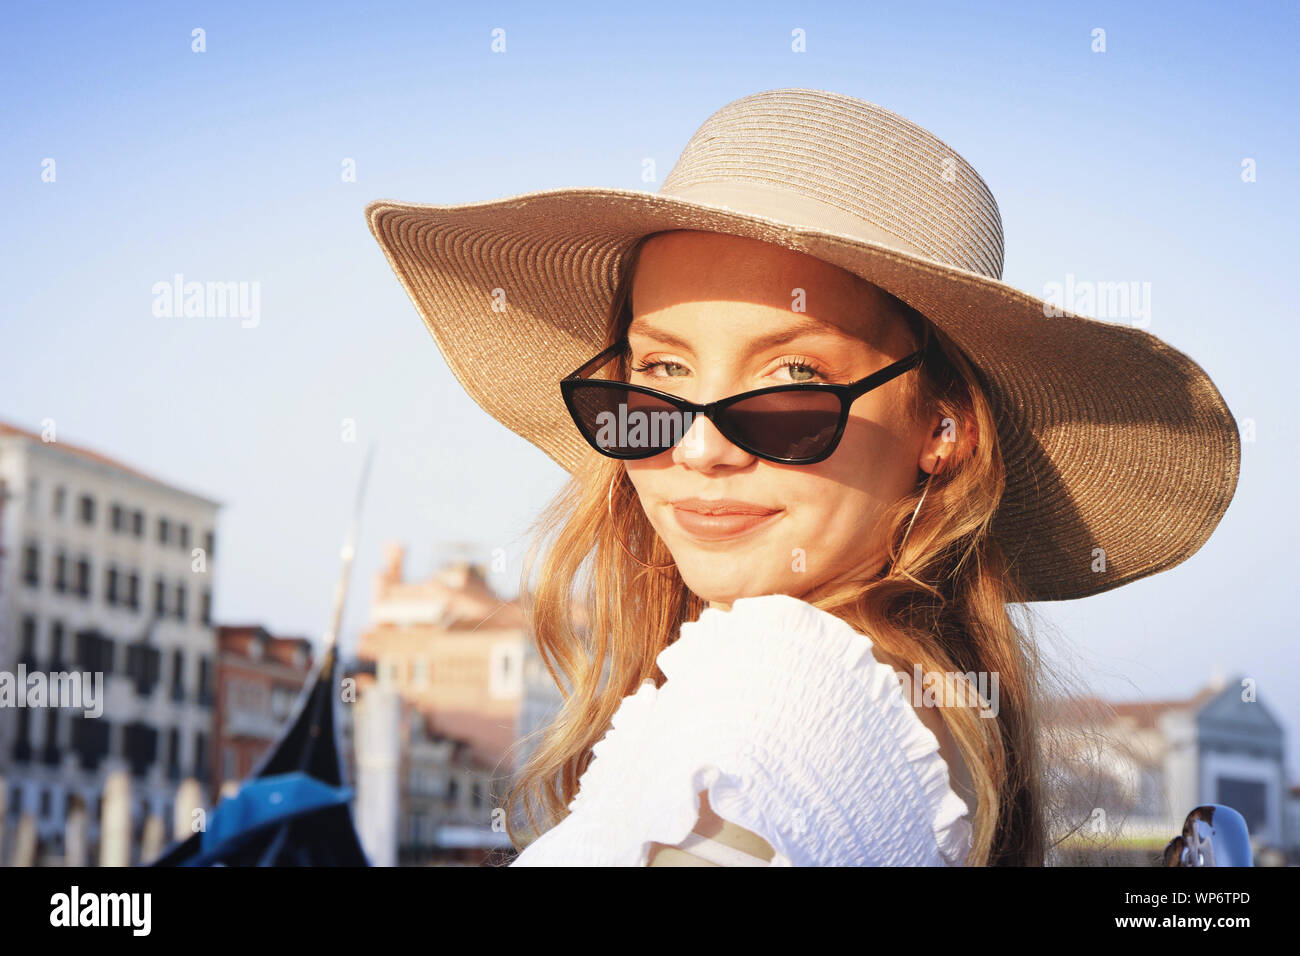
[657,179,933,264]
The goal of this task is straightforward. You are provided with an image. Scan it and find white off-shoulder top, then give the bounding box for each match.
[510,593,973,867]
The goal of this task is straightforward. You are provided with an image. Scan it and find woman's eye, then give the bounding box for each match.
[629,357,829,382]
[780,361,820,382]
[629,359,688,377]
[776,358,831,382]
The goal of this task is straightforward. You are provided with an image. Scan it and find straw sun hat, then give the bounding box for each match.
[364,87,1239,602]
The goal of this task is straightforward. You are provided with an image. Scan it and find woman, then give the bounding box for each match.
[364,88,1239,866]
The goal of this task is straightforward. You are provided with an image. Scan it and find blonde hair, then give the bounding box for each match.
[503,232,1082,866]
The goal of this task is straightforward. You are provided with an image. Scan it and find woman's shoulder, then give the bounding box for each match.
[513,593,972,866]
[653,594,973,865]
[656,592,895,698]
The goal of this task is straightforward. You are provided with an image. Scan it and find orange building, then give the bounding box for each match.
[212,624,313,802]
[356,545,528,772]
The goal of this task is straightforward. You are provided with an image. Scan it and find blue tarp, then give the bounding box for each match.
[181,772,354,867]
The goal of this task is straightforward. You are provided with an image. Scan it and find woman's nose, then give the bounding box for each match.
[672,410,753,468]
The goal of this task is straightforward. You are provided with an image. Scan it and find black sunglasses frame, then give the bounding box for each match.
[559,340,926,465]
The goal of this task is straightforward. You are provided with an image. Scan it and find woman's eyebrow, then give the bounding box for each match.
[627,316,859,353]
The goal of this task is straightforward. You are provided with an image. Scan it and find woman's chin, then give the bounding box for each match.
[675,565,784,608]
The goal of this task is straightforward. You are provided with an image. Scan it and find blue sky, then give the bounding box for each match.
[3,2,1298,765]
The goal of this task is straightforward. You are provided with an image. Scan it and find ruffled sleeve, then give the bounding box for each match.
[510,593,973,866]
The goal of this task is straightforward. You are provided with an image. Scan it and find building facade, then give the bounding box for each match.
[0,420,219,863]
[1045,676,1290,859]
[356,545,528,771]
[346,661,507,866]
[398,697,504,864]
[351,544,545,862]
[213,624,313,803]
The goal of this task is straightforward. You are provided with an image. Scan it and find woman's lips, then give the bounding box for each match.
[670,505,783,541]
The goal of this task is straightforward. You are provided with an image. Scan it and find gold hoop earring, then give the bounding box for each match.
[897,471,934,557]
[607,476,676,570]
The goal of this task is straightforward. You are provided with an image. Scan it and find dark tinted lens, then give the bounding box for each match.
[567,384,694,456]
[721,389,842,460]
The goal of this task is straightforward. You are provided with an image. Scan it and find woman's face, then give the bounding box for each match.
[623,230,942,611]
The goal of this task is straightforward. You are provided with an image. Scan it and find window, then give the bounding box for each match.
[271,685,296,721]
[105,566,119,606]
[1217,777,1268,835]
[194,732,209,782]
[132,510,144,537]
[123,722,158,778]
[126,573,140,611]
[154,577,167,616]
[157,517,169,545]
[53,486,66,517]
[54,551,68,593]
[50,621,65,668]
[111,504,124,532]
[79,494,95,525]
[22,543,39,587]
[12,709,32,763]
[19,616,38,666]
[166,729,181,781]
[126,643,160,697]
[75,629,115,675]
[204,530,215,559]
[42,709,60,766]
[197,656,213,706]
[70,715,111,772]
[175,583,187,622]
[75,557,91,599]
[200,590,212,626]
[170,649,186,703]
[179,524,190,550]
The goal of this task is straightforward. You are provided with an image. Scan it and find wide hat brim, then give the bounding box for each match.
[364,186,1240,602]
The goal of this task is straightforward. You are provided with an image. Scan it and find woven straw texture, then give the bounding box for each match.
[364,88,1239,601]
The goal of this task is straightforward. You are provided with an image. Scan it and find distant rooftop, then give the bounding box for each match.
[1045,684,1226,729]
[0,418,221,506]
[373,544,527,631]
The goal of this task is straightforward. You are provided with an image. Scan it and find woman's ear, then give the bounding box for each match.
[918,413,961,475]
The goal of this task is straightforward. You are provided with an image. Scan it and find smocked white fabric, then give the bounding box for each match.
[510,594,973,867]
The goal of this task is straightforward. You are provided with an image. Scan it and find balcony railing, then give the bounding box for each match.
[223,709,283,740]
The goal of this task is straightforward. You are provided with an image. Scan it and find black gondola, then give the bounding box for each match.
[148,641,369,866]
[149,449,375,867]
